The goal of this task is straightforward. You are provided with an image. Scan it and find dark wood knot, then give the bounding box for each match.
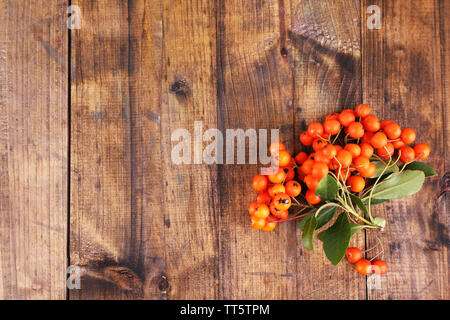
[169,79,191,101]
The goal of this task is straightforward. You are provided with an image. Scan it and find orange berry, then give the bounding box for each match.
[251,216,267,230]
[370,132,388,149]
[267,185,275,198]
[399,146,415,163]
[305,189,321,204]
[363,115,380,132]
[384,122,402,140]
[262,220,277,231]
[401,128,416,144]
[347,121,365,139]
[355,259,372,275]
[268,168,286,184]
[300,132,314,146]
[380,119,394,129]
[271,183,286,195]
[335,150,353,168]
[353,156,370,171]
[282,166,295,181]
[371,259,388,275]
[348,175,365,192]
[312,138,328,151]
[346,247,363,263]
[314,149,331,164]
[322,144,337,159]
[312,162,329,179]
[274,150,291,167]
[361,131,374,144]
[414,143,430,160]
[269,202,288,219]
[273,193,292,211]
[285,180,302,197]
[392,139,405,149]
[377,142,394,159]
[307,122,324,138]
[360,143,374,159]
[326,113,340,121]
[344,144,361,158]
[300,159,315,175]
[323,119,341,135]
[256,191,272,204]
[339,111,356,127]
[359,162,376,178]
[254,204,270,219]
[269,142,286,155]
[252,175,268,191]
[304,175,320,191]
[295,152,308,165]
[249,201,259,215]
[355,104,371,118]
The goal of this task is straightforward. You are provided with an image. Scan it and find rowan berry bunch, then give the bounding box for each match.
[248,104,436,268]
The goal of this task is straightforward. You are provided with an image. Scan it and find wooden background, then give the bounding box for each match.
[0,0,448,300]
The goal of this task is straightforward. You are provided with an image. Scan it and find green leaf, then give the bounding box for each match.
[403,161,437,178]
[317,214,352,265]
[299,206,337,232]
[315,175,338,200]
[302,216,317,251]
[364,170,425,200]
[372,160,399,178]
[299,213,313,231]
[316,206,338,229]
[373,217,386,228]
[350,194,368,214]
[350,224,365,236]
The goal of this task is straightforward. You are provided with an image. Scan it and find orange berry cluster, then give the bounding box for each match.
[346,247,387,275]
[248,104,431,231]
[249,150,300,231]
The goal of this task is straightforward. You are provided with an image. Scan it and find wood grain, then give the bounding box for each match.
[70,0,139,299]
[0,0,68,299]
[216,0,297,299]
[160,0,220,299]
[290,0,366,299]
[362,0,448,299]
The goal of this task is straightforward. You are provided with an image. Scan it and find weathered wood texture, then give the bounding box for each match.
[0,0,447,300]
[291,0,366,299]
[0,0,68,299]
[216,0,297,299]
[362,0,448,299]
[71,0,220,299]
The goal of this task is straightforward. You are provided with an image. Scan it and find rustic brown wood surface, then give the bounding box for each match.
[0,0,68,299]
[0,0,448,299]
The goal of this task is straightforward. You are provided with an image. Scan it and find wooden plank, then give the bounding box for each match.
[0,1,67,299]
[291,0,367,299]
[70,0,141,299]
[159,0,219,299]
[126,0,167,300]
[440,0,450,293]
[362,0,448,299]
[216,0,298,299]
